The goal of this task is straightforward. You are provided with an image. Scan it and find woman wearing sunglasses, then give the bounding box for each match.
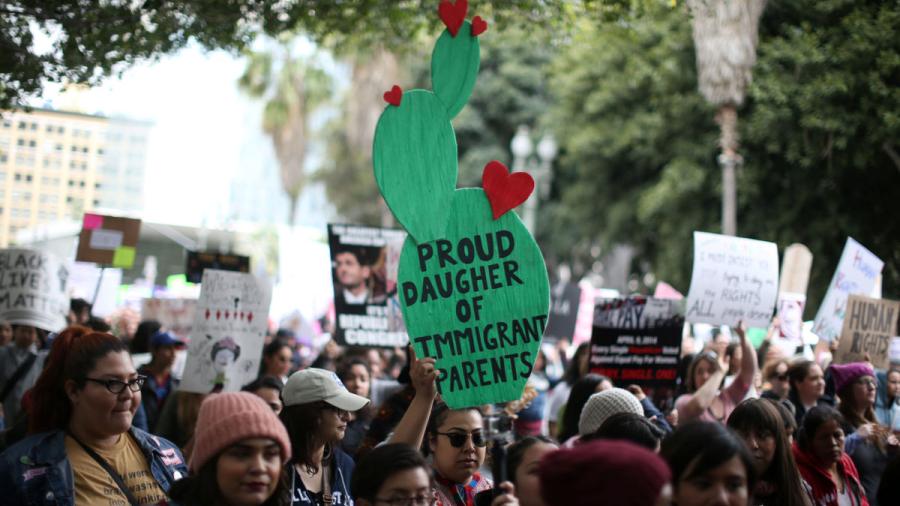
[389,350,518,506]
[0,326,188,506]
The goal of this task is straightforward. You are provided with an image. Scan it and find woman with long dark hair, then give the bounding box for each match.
[169,392,291,506]
[350,443,433,506]
[280,368,369,505]
[727,398,811,506]
[0,326,187,505]
[260,339,294,384]
[786,360,829,426]
[506,436,557,506]
[661,421,756,506]
[793,406,868,506]
[337,357,375,457]
[557,373,612,443]
[545,343,590,437]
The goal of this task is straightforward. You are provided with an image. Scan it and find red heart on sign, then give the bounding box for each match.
[439,0,468,37]
[383,85,402,106]
[481,160,534,220]
[471,16,487,36]
[247,312,254,323]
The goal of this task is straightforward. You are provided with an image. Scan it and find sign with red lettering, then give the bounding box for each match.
[590,297,683,388]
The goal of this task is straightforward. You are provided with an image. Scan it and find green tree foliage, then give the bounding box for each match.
[1,0,566,110]
[739,0,900,306]
[546,9,720,291]
[547,1,899,307]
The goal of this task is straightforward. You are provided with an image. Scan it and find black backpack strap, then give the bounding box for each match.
[0,352,37,402]
[68,433,141,506]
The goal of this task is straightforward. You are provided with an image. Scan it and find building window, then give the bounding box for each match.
[2,119,10,128]
[28,140,36,148]
[58,126,65,134]
[14,173,21,181]
[68,180,74,187]
[17,139,24,146]
[17,121,26,130]
[79,181,85,188]
[30,123,37,131]
[94,182,101,189]
[92,199,99,206]
[66,196,72,203]
[25,175,32,182]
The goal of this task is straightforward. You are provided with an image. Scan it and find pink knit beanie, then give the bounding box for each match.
[829,362,875,393]
[540,440,671,506]
[189,392,292,472]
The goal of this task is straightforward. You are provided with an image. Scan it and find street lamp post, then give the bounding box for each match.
[510,125,557,235]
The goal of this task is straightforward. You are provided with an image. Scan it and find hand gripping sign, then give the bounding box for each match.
[373,1,550,408]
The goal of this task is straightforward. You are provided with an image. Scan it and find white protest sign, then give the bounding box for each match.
[180,270,272,394]
[67,262,123,318]
[685,232,779,328]
[890,337,900,366]
[0,249,69,332]
[812,237,883,342]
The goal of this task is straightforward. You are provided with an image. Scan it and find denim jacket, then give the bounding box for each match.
[0,427,187,506]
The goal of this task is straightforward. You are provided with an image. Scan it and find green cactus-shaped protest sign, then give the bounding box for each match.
[373,1,549,408]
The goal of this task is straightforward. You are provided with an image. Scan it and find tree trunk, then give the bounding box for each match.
[717,104,739,236]
[287,193,298,227]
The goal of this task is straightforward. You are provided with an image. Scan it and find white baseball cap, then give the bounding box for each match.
[282,368,370,411]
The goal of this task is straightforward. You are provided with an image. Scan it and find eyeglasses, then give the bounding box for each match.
[856,378,877,388]
[375,495,435,506]
[84,375,146,394]
[436,431,487,448]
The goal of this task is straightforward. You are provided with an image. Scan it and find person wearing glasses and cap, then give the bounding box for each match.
[280,368,370,505]
[0,325,187,506]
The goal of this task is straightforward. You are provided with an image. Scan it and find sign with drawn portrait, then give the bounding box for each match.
[180,270,272,394]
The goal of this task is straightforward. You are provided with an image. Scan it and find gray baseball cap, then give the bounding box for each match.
[282,368,369,411]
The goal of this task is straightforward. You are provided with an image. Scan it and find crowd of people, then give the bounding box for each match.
[0,299,899,506]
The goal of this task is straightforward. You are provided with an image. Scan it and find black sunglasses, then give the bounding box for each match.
[436,431,486,448]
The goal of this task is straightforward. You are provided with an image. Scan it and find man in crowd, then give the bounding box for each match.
[138,331,184,431]
[334,247,382,305]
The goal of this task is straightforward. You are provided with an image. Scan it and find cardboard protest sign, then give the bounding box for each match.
[590,297,683,387]
[543,282,581,344]
[0,249,69,331]
[372,6,550,408]
[685,232,779,328]
[180,270,272,394]
[328,224,408,348]
[812,238,884,342]
[186,251,250,283]
[76,213,141,269]
[141,298,197,341]
[834,295,899,369]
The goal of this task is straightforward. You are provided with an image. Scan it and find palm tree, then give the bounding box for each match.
[238,44,332,226]
[686,0,766,235]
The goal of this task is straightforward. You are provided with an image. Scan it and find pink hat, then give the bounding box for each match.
[829,362,875,393]
[190,392,291,472]
[539,440,671,506]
